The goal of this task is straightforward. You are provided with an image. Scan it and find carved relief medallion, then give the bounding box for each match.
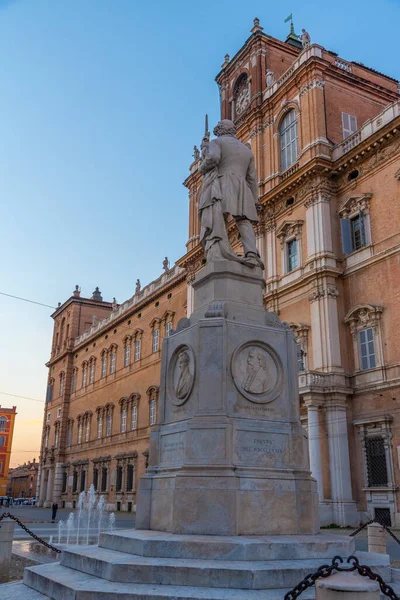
[231,342,283,404]
[168,345,195,406]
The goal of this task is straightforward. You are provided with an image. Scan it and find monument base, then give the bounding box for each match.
[15,529,399,600]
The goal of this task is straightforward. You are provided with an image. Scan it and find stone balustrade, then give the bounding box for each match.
[335,58,352,72]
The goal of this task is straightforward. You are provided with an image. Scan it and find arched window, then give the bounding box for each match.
[0,417,7,432]
[279,110,298,172]
[0,436,5,447]
[82,363,88,388]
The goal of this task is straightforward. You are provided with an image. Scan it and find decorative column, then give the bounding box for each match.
[53,462,64,504]
[309,284,342,371]
[305,401,324,500]
[45,468,54,506]
[325,397,358,526]
[265,222,277,283]
[38,466,47,506]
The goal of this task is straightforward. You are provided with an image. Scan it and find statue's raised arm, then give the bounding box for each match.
[198,119,264,269]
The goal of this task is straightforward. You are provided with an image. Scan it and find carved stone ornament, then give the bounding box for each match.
[395,168,400,181]
[309,286,339,303]
[231,341,283,404]
[344,304,383,337]
[168,345,195,406]
[338,193,372,219]
[276,220,304,246]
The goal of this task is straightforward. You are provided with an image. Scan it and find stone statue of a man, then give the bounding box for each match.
[301,29,311,49]
[198,119,263,268]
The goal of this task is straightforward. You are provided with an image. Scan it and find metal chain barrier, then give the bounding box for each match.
[350,519,400,545]
[284,555,399,600]
[0,512,61,554]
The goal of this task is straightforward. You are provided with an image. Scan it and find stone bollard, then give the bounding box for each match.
[316,571,380,599]
[368,521,387,554]
[0,519,15,583]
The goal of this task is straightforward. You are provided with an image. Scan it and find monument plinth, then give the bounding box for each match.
[136,259,319,535]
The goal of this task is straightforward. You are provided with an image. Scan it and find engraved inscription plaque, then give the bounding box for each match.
[231,341,283,404]
[168,345,195,406]
[235,430,289,468]
[160,432,185,465]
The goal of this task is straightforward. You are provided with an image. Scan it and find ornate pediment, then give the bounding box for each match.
[344,304,383,336]
[276,220,303,246]
[338,193,372,219]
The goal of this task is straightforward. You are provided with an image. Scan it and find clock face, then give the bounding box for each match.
[235,86,250,116]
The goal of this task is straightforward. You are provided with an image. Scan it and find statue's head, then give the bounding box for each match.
[213,120,237,138]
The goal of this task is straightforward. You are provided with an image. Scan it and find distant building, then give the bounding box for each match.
[0,406,17,497]
[38,18,400,526]
[7,459,38,499]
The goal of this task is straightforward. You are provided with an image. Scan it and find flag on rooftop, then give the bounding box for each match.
[284,13,293,23]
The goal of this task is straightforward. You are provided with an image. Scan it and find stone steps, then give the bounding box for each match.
[98,530,354,561]
[23,563,317,600]
[61,545,364,590]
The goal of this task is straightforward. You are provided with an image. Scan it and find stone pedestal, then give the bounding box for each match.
[316,571,380,599]
[0,519,15,583]
[136,260,319,535]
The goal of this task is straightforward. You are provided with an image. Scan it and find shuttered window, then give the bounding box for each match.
[342,112,357,139]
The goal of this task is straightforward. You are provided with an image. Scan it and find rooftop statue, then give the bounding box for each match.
[301,28,311,49]
[199,119,264,268]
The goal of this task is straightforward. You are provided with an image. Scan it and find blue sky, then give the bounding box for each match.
[1,0,399,466]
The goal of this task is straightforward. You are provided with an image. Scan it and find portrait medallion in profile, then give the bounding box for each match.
[168,345,196,406]
[231,341,283,404]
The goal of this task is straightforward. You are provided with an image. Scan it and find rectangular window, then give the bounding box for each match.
[134,339,141,361]
[150,399,156,425]
[358,328,376,371]
[101,467,108,492]
[77,422,83,444]
[365,437,388,487]
[47,412,51,422]
[101,355,107,378]
[72,471,78,492]
[46,384,53,403]
[165,322,172,337]
[342,112,357,139]
[110,352,116,374]
[124,343,130,367]
[85,419,90,442]
[45,428,49,448]
[131,405,137,430]
[152,329,159,353]
[71,372,76,393]
[54,428,59,448]
[97,416,102,439]
[67,425,72,446]
[350,213,367,251]
[59,375,64,397]
[80,470,86,492]
[297,343,305,372]
[89,362,95,384]
[57,408,61,418]
[121,408,127,433]
[82,366,87,388]
[62,471,67,493]
[287,239,298,272]
[106,414,112,436]
[93,468,98,491]
[116,465,123,491]
[126,464,134,491]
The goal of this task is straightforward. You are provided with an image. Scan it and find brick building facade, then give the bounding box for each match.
[38,19,400,525]
[0,406,17,498]
[7,459,38,500]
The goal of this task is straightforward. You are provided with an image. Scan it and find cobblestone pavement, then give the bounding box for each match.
[0,582,47,600]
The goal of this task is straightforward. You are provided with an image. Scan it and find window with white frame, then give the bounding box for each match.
[89,361,95,384]
[57,408,61,418]
[106,413,112,436]
[85,418,90,442]
[67,423,72,446]
[134,338,141,361]
[121,407,127,433]
[124,342,131,367]
[342,112,357,139]
[280,110,298,172]
[149,399,157,425]
[77,421,83,444]
[71,370,77,393]
[44,427,49,448]
[165,321,172,337]
[54,426,59,448]
[47,412,51,422]
[59,373,64,396]
[109,351,116,374]
[97,415,103,439]
[152,329,159,353]
[339,194,371,255]
[287,239,299,272]
[132,404,137,430]
[358,328,377,371]
[101,354,107,378]
[0,417,7,432]
[82,364,88,388]
[345,304,383,373]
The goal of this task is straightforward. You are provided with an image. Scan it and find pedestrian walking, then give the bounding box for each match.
[51,501,58,522]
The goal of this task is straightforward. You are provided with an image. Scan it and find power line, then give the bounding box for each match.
[0,391,44,403]
[0,292,56,310]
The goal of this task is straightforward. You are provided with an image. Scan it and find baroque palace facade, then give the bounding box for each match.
[38,19,400,526]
